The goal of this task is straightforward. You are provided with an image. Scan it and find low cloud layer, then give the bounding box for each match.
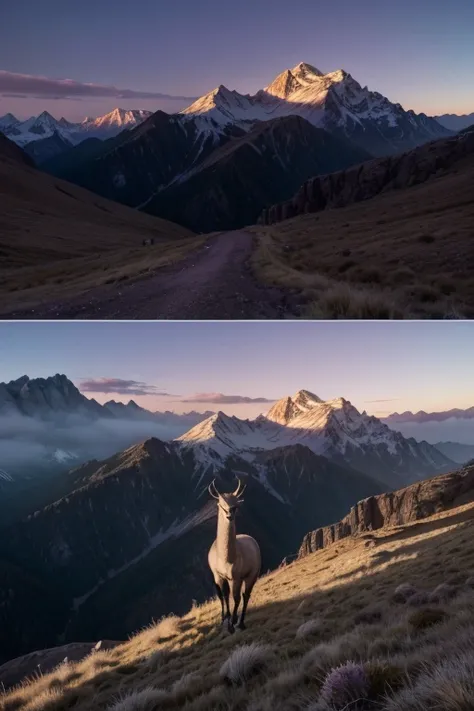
[180,392,276,405]
[0,413,190,478]
[79,378,175,397]
[388,418,474,446]
[0,70,196,102]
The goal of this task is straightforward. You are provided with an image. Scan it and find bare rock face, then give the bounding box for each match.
[298,464,474,558]
[260,129,474,226]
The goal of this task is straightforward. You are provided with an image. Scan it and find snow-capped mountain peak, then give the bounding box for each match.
[264,63,325,99]
[176,410,268,458]
[0,113,19,129]
[180,85,259,130]
[80,108,153,138]
[266,389,324,424]
[291,62,324,83]
[179,62,450,156]
[3,107,153,148]
[264,69,305,99]
[176,391,454,486]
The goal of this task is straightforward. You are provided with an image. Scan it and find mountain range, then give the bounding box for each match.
[177,389,453,487]
[0,373,211,426]
[434,112,474,131]
[180,62,449,156]
[0,375,461,662]
[258,125,474,225]
[0,434,386,662]
[0,109,153,163]
[10,61,451,233]
[0,374,212,513]
[0,108,152,145]
[0,376,455,488]
[384,406,474,424]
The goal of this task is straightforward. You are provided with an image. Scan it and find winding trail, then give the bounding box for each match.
[5,231,295,320]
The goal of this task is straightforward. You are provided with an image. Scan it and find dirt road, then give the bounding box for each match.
[5,231,296,320]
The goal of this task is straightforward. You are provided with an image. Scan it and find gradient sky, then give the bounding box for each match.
[1,0,473,121]
[1,322,473,418]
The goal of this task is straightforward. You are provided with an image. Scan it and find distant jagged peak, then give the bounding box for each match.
[180,84,248,116]
[291,62,324,82]
[264,62,324,99]
[264,69,305,99]
[292,389,324,408]
[266,389,325,424]
[0,112,19,127]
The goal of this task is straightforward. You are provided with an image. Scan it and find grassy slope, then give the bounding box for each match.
[251,152,474,319]
[3,500,474,710]
[0,147,202,313]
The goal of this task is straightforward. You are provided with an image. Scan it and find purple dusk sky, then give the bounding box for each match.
[1,0,473,121]
[1,322,473,420]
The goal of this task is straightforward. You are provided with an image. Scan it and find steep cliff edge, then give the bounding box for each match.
[298,462,474,557]
[259,129,474,226]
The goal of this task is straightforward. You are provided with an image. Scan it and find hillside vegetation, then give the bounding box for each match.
[0,136,201,314]
[3,487,474,709]
[252,134,474,319]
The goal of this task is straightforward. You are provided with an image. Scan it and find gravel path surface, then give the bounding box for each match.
[5,231,297,320]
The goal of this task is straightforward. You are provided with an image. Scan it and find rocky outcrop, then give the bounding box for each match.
[259,129,474,226]
[298,463,474,558]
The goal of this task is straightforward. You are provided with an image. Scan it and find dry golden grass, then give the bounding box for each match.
[3,502,474,710]
[251,157,474,318]
[0,154,204,313]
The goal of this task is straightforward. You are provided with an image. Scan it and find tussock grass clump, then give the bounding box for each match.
[150,614,180,641]
[382,653,474,710]
[296,619,322,640]
[170,672,200,694]
[140,649,163,672]
[354,605,383,625]
[393,583,418,603]
[219,643,273,685]
[408,608,448,631]
[405,591,430,607]
[428,583,459,603]
[108,688,168,711]
[22,689,64,711]
[320,661,368,707]
[305,283,404,319]
[364,661,405,699]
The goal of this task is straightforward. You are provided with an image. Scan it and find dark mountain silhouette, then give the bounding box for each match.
[0,437,383,662]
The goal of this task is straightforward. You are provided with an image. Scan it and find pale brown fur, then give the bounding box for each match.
[207,479,261,632]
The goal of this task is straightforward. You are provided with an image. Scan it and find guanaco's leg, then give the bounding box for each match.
[231,579,243,626]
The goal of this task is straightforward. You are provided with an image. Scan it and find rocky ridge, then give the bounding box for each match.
[298,462,474,557]
[258,128,474,225]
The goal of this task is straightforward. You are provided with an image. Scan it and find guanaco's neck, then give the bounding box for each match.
[217,506,237,564]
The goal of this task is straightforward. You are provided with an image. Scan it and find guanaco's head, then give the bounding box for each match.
[208,478,246,521]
